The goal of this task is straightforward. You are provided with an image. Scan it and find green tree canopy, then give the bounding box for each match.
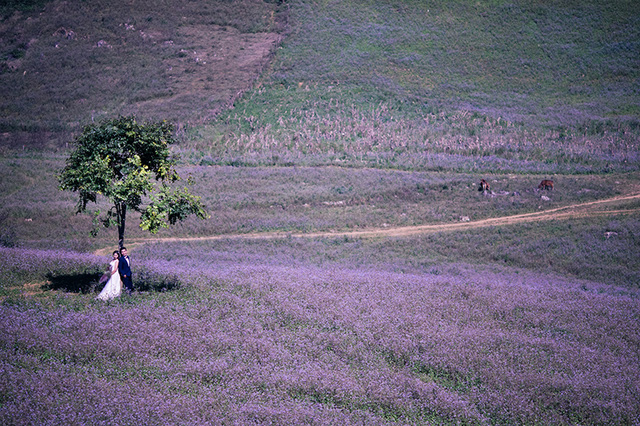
[59,115,207,248]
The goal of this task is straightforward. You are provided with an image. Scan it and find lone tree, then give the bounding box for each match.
[59,115,207,248]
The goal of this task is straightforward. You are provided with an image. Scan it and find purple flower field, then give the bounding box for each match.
[1,247,639,425]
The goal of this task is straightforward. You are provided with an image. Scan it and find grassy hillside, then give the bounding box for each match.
[268,0,639,125]
[2,0,639,172]
[1,1,638,287]
[202,0,640,172]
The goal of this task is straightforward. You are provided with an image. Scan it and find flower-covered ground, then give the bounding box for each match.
[1,247,638,424]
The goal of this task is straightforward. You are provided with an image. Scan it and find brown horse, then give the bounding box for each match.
[478,179,490,192]
[538,179,554,190]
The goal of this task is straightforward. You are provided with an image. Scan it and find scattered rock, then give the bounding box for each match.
[96,40,112,48]
[541,195,551,201]
[53,27,75,39]
[7,59,22,71]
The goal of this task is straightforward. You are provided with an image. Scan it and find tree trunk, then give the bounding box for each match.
[117,202,127,249]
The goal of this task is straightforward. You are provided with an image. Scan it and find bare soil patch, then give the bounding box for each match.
[126,25,282,123]
[0,0,285,147]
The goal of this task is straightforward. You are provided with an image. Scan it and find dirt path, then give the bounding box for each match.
[100,192,640,254]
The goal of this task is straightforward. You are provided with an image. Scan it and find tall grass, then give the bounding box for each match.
[191,98,639,172]
[2,153,638,287]
[131,210,640,288]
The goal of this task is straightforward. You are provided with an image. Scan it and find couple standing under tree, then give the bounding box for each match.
[96,247,133,301]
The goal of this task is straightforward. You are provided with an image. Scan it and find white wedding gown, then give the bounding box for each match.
[97,260,122,301]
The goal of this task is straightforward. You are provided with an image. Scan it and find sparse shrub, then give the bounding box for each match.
[0,227,17,248]
[0,210,17,248]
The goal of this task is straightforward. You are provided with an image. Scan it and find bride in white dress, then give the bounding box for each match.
[97,251,122,301]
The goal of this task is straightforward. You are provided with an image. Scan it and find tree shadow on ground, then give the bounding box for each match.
[44,273,101,294]
[43,272,182,294]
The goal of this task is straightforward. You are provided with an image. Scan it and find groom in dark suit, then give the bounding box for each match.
[119,247,133,294]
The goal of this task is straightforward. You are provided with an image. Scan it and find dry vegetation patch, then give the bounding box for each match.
[22,281,44,296]
[130,25,282,123]
[0,0,286,148]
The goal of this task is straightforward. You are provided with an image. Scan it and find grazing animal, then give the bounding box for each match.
[478,179,490,192]
[538,180,554,191]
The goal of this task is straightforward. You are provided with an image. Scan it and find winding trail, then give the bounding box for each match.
[99,192,640,254]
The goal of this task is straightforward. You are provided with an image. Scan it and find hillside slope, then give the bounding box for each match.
[1,0,638,174]
[0,0,287,148]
